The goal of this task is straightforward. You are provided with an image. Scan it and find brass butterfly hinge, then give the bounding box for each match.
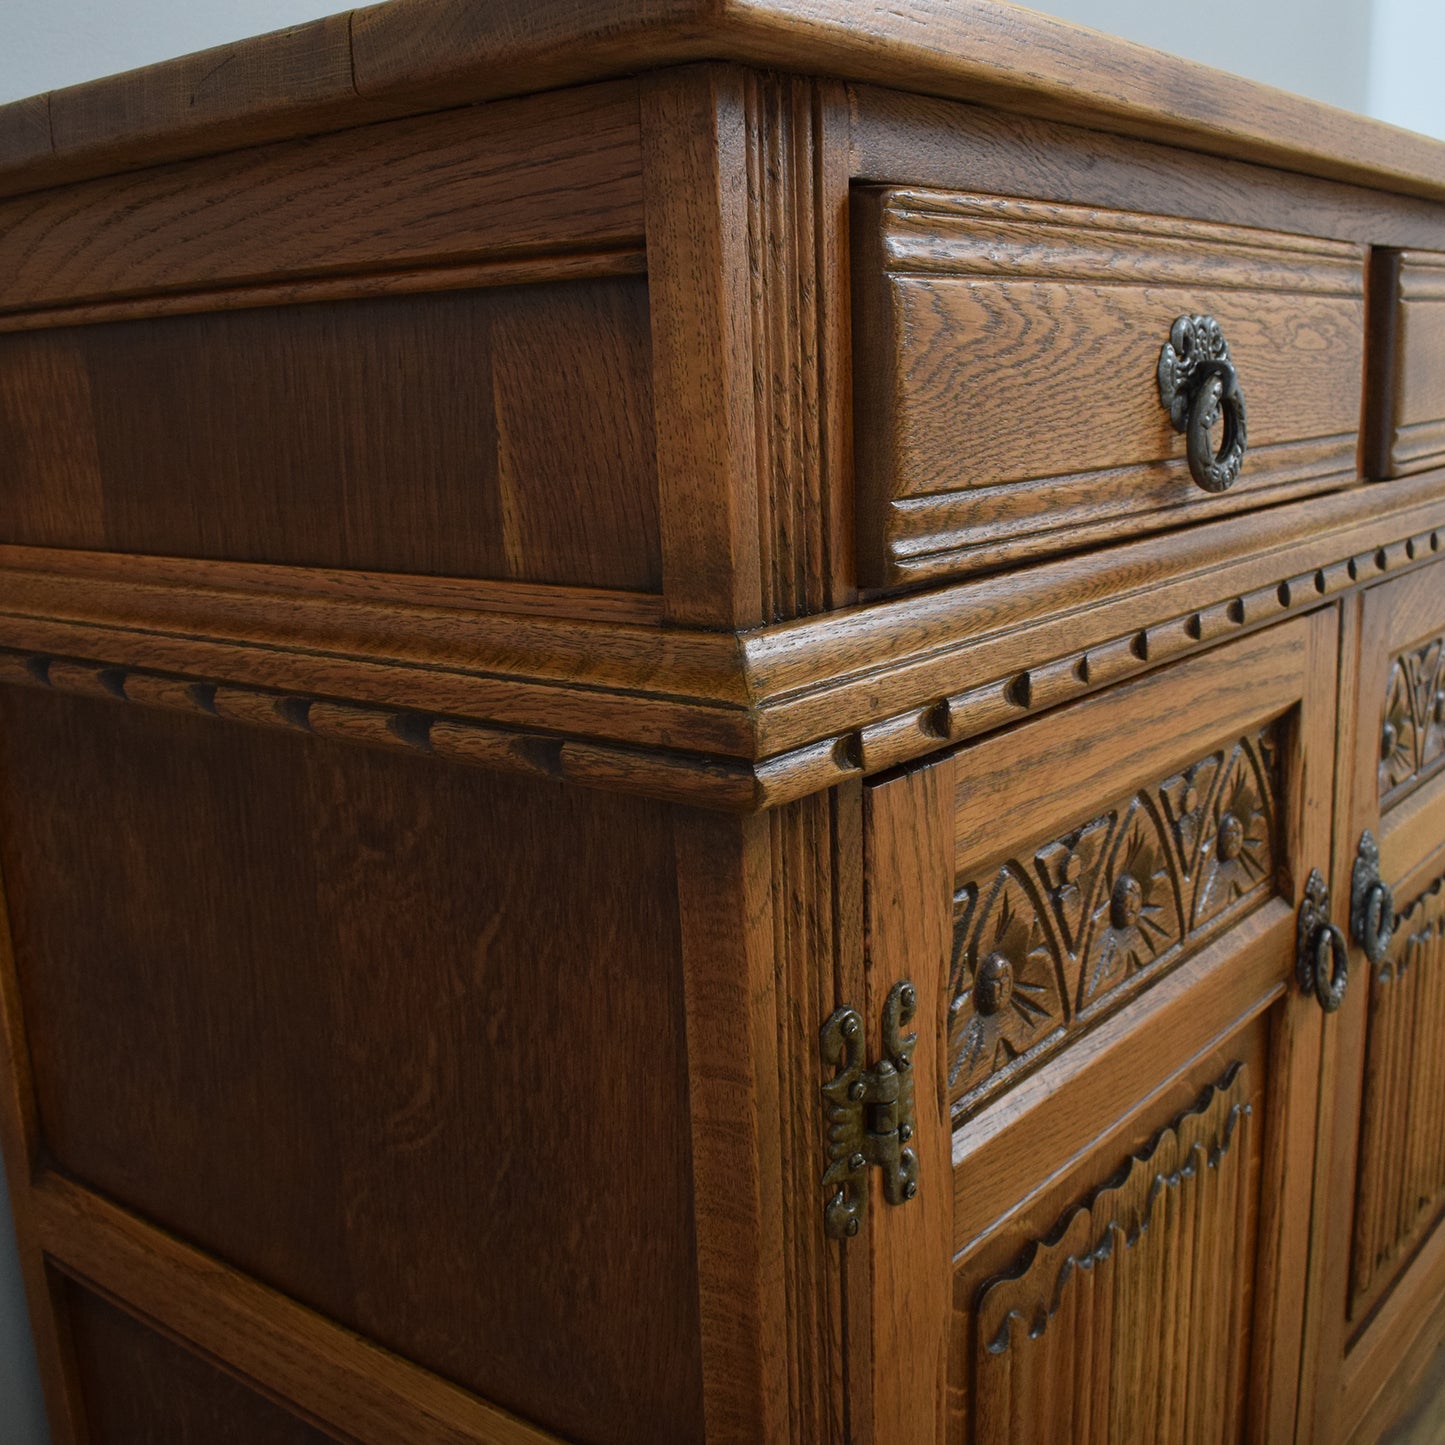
[819,981,918,1240]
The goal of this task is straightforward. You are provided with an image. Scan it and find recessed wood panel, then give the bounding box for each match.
[853,188,1366,587]
[0,277,661,590]
[965,1056,1262,1445]
[0,688,702,1445]
[1351,873,1445,1324]
[1371,251,1445,478]
[61,1279,336,1445]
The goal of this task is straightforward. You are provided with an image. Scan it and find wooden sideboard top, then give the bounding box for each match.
[3,0,1445,202]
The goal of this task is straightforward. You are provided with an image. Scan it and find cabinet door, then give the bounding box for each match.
[850,609,1339,1445]
[1305,554,1445,1444]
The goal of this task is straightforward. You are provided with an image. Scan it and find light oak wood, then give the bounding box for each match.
[9,0,1445,204]
[0,82,644,315]
[2,11,1445,1443]
[852,189,1365,586]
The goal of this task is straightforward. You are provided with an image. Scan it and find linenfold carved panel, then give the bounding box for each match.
[1380,633,1445,804]
[972,1065,1255,1444]
[950,725,1279,1118]
[1350,874,1445,1317]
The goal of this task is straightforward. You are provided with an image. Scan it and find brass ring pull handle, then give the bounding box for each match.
[1312,921,1351,1013]
[1350,830,1396,967]
[1158,314,1249,493]
[1297,868,1349,1014]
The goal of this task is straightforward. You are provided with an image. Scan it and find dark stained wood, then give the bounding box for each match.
[924,608,1337,1443]
[767,786,862,1442]
[37,1178,564,1445]
[852,186,1365,587]
[672,808,789,1441]
[0,868,87,1444]
[643,67,762,627]
[1373,251,1445,479]
[0,688,704,1445]
[854,758,953,1445]
[62,1280,337,1445]
[11,0,1445,204]
[1305,556,1445,1445]
[0,81,643,313]
[849,85,1445,255]
[0,279,659,590]
[6,19,1445,1445]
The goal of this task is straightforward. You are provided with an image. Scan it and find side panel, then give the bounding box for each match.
[0,686,704,1445]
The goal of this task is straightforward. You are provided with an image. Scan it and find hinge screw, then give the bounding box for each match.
[846,1219,859,1237]
[847,1081,865,1101]
[904,1181,918,1200]
[899,1122,913,1142]
[849,1152,867,1172]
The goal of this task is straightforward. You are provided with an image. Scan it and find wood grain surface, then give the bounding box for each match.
[1375,250,1445,477]
[0,279,660,589]
[8,1,1445,206]
[0,690,704,1445]
[852,187,1365,586]
[61,1281,337,1445]
[0,81,643,313]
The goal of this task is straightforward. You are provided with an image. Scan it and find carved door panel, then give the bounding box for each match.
[1305,554,1445,1444]
[853,609,1339,1445]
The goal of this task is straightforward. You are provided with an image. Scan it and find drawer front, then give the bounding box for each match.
[853,188,1366,588]
[1371,250,1445,479]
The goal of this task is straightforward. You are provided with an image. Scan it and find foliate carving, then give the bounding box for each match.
[1380,633,1445,802]
[1194,736,1276,926]
[950,871,1065,1096]
[972,1065,1254,1444]
[1080,801,1180,1008]
[949,726,1280,1118]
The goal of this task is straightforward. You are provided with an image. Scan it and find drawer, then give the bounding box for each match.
[852,188,1366,589]
[1369,249,1445,479]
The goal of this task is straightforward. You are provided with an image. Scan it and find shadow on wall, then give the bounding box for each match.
[0,1167,48,1444]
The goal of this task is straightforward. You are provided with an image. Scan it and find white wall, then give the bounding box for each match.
[1030,0,1445,139]
[0,0,337,103]
[0,1,1440,1442]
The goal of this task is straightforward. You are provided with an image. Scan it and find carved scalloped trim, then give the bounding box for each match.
[976,1062,1252,1356]
[0,651,763,812]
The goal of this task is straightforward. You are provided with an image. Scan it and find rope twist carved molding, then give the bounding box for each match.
[949,724,1280,1119]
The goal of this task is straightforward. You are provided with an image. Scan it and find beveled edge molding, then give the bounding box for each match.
[31,1171,563,1445]
[1,478,1443,811]
[8,0,1445,207]
[0,650,765,814]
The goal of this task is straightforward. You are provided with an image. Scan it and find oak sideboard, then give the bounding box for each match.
[3,3,1445,1442]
